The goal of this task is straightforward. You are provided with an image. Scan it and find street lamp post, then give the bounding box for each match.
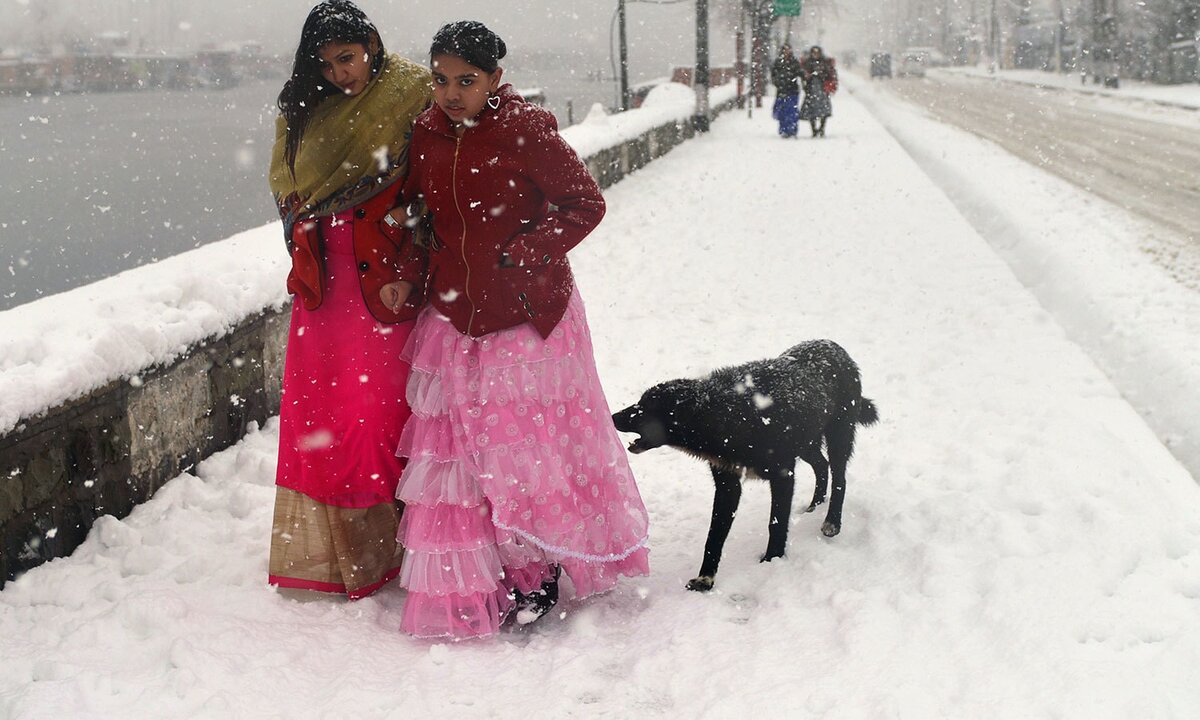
[990,0,1000,72]
[695,0,711,132]
[736,0,771,109]
[736,13,748,110]
[618,0,631,110]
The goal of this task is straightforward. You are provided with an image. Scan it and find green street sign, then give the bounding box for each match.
[774,0,802,16]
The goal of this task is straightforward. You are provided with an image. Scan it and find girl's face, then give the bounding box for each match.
[430,53,503,124]
[317,40,376,96]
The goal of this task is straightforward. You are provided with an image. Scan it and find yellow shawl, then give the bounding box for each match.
[269,53,430,239]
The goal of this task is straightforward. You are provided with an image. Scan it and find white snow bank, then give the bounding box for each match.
[3,87,1199,719]
[850,73,1200,479]
[0,225,290,435]
[939,65,1200,111]
[561,81,738,158]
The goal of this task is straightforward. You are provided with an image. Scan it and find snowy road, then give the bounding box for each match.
[879,71,1200,286]
[3,89,1199,718]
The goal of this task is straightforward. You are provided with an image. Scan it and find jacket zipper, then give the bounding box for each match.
[452,134,476,335]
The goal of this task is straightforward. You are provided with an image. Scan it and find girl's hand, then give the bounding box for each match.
[382,201,426,233]
[381,207,408,233]
[379,281,414,313]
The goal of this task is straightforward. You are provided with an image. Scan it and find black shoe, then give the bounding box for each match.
[513,565,560,625]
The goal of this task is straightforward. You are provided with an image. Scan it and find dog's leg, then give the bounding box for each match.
[762,467,796,562]
[799,448,829,513]
[688,464,743,592]
[822,421,856,537]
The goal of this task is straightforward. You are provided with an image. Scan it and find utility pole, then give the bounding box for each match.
[618,0,631,111]
[736,12,746,109]
[695,0,711,132]
[1054,0,1065,73]
[990,0,1000,72]
[750,0,767,108]
[740,0,775,108]
[941,0,951,58]
[1090,0,1119,87]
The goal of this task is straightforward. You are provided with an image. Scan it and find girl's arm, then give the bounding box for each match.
[379,162,430,311]
[500,109,605,268]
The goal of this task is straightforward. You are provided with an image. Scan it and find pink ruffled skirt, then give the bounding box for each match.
[395,289,650,640]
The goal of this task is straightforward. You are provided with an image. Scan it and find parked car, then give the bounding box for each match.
[870,52,892,78]
[902,46,949,67]
[897,49,929,77]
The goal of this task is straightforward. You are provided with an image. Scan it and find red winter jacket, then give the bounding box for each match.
[286,185,426,323]
[403,84,605,338]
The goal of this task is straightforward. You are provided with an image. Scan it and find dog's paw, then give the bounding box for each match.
[686,576,715,592]
[821,521,840,537]
[804,499,825,513]
[759,551,785,563]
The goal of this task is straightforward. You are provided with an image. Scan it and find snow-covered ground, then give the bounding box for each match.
[849,71,1200,485]
[3,88,1200,717]
[941,64,1200,111]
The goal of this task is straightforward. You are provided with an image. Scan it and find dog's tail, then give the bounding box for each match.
[857,397,879,426]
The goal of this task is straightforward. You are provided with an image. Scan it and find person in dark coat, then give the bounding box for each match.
[799,45,837,137]
[770,45,802,138]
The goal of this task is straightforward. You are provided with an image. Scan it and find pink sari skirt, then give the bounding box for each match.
[269,211,414,599]
[395,289,650,639]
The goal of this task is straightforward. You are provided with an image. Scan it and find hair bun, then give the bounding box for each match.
[431,20,507,72]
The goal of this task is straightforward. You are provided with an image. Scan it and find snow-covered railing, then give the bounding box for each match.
[0,82,739,586]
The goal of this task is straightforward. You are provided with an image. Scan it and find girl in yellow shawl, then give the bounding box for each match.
[266,0,430,600]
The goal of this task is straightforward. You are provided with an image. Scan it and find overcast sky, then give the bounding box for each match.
[0,1,892,80]
[1,1,713,78]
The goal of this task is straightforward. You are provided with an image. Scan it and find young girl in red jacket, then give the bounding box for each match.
[380,21,650,640]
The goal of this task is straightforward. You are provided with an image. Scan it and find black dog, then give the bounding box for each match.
[612,340,878,591]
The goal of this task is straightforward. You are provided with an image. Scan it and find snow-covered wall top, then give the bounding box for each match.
[0,82,737,436]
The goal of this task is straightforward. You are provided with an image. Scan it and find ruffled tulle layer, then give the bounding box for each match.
[400,422,646,560]
[404,313,590,419]
[401,587,513,640]
[395,292,650,640]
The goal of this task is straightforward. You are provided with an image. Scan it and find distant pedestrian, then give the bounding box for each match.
[265,0,430,600]
[800,45,837,137]
[390,20,651,640]
[771,44,802,138]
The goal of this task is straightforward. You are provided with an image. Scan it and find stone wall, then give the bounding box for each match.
[0,95,737,588]
[0,310,289,586]
[585,118,698,189]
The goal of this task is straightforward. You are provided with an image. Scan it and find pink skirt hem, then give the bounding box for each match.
[395,292,650,640]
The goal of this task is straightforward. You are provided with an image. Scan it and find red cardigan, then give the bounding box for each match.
[403,84,605,338]
[286,185,425,323]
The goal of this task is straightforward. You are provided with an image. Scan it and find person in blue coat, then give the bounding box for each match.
[771,45,802,138]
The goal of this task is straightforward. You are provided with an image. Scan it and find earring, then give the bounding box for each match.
[486,94,500,110]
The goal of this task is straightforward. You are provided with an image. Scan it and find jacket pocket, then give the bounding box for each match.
[498,256,572,323]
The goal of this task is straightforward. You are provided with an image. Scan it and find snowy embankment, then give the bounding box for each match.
[0,82,731,437]
[938,65,1200,111]
[849,72,1200,479]
[3,86,1199,717]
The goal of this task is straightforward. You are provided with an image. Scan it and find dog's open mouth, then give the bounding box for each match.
[626,437,651,454]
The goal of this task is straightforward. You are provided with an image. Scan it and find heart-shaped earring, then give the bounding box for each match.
[487,94,500,110]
